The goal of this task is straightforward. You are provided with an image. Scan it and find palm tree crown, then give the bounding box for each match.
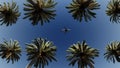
[66,0,100,22]
[0,2,20,26]
[26,38,57,68]
[104,41,120,63]
[0,39,21,64]
[106,0,120,23]
[66,41,99,68]
[23,0,57,25]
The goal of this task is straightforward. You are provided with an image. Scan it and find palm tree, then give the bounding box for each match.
[66,0,100,22]
[26,38,57,68]
[23,0,57,26]
[66,41,99,68]
[0,39,21,64]
[106,0,120,23]
[104,41,120,63]
[0,1,20,26]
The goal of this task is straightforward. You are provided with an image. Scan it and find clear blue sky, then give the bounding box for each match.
[0,0,120,68]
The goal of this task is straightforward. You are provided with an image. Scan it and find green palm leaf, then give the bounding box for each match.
[0,39,21,64]
[23,0,57,26]
[106,0,120,23]
[66,41,99,68]
[0,2,20,26]
[104,41,120,63]
[26,38,57,68]
[66,0,100,22]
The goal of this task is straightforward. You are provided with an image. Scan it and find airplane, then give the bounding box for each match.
[61,27,71,33]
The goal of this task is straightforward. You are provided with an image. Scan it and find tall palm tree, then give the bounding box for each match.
[66,0,100,22]
[66,41,99,68]
[26,38,57,68]
[0,39,21,64]
[106,0,120,23]
[104,41,120,63]
[0,2,20,26]
[23,0,57,26]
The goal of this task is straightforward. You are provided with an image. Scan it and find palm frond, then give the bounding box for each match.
[106,0,120,23]
[23,0,57,26]
[66,0,100,22]
[26,38,57,68]
[66,41,99,68]
[0,39,21,64]
[0,2,20,26]
[104,41,120,63]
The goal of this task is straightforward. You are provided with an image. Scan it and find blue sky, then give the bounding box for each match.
[0,0,120,68]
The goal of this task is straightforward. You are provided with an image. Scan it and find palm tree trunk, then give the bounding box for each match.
[78,62,80,68]
[78,61,81,68]
[39,63,41,68]
[78,60,84,68]
[80,63,84,68]
[42,64,44,68]
[81,65,84,68]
